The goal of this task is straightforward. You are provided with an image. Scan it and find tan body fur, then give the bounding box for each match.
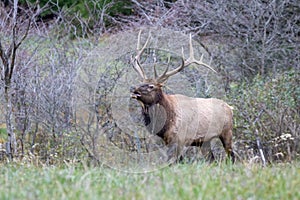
[130,31,235,162]
[156,93,233,157]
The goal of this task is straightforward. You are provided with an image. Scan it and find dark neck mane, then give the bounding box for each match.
[142,92,175,138]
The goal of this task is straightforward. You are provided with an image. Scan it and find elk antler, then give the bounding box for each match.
[131,30,151,80]
[156,34,216,84]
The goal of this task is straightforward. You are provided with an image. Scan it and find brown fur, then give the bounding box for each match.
[130,31,234,162]
[131,81,235,162]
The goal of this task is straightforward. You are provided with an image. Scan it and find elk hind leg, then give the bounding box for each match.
[219,130,235,163]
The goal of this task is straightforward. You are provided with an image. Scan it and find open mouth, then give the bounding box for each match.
[131,91,141,99]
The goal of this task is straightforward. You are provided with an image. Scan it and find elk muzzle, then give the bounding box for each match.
[130,86,141,99]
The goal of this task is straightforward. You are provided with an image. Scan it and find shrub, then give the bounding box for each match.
[228,70,300,162]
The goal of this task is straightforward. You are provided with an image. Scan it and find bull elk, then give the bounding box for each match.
[130,31,235,163]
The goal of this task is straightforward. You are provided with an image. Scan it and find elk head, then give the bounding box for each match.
[130,31,216,107]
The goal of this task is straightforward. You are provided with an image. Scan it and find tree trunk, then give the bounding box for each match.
[4,90,17,159]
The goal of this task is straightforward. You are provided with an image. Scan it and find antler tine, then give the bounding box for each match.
[185,34,217,73]
[157,57,183,84]
[153,50,158,79]
[156,34,216,84]
[131,30,151,80]
[154,64,158,79]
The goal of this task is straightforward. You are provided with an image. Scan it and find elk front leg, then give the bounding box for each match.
[210,137,226,162]
[165,136,184,163]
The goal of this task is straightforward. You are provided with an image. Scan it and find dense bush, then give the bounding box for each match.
[18,0,133,37]
[228,70,300,162]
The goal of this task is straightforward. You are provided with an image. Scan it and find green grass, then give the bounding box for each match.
[0,162,299,200]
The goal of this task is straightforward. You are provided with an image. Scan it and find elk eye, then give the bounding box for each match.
[148,85,154,89]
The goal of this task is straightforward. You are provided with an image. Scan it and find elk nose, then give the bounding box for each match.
[130,86,136,93]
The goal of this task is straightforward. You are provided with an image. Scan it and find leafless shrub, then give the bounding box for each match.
[0,0,49,159]
[122,0,299,78]
[0,0,88,162]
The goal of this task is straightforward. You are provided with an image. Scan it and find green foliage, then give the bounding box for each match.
[0,128,7,136]
[0,162,299,199]
[227,70,300,161]
[19,0,133,19]
[18,0,133,37]
[0,124,7,142]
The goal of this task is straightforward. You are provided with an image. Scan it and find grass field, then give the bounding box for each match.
[0,161,299,200]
